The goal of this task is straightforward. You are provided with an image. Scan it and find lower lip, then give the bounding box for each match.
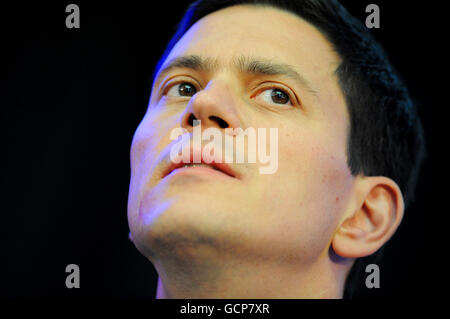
[166,166,234,179]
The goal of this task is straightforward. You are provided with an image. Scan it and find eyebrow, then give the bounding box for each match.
[154,54,319,97]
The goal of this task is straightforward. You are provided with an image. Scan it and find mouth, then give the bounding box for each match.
[162,160,237,179]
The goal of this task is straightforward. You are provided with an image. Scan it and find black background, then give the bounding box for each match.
[1,1,442,299]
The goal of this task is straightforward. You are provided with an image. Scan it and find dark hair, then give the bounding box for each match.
[153,0,426,298]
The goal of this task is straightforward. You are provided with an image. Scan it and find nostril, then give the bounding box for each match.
[209,116,229,128]
[188,114,199,126]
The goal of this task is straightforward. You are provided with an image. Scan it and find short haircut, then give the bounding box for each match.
[152,0,426,298]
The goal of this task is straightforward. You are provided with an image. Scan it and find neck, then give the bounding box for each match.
[154,254,351,298]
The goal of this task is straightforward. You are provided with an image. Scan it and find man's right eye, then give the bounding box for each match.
[166,82,198,97]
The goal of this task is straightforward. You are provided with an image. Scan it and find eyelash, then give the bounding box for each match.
[161,79,297,107]
[253,84,296,107]
[163,80,199,98]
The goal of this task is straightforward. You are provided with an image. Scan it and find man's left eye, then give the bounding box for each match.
[258,88,291,105]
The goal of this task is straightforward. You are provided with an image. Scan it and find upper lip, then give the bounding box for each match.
[161,146,238,179]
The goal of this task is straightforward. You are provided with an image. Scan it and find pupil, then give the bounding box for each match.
[271,89,289,104]
[179,83,196,96]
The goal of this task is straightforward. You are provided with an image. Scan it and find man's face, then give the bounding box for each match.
[128,5,355,268]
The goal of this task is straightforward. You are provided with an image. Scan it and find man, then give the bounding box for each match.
[127,0,425,298]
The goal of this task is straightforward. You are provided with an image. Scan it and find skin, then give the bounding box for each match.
[127,5,404,298]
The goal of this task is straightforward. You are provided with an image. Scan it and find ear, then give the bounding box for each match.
[332,176,404,258]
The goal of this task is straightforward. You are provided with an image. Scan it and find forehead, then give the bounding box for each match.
[165,5,341,84]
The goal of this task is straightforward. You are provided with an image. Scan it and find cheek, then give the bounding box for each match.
[254,127,353,260]
[130,107,180,176]
[279,119,352,198]
[128,109,179,218]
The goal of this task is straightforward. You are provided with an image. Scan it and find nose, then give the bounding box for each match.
[180,80,241,133]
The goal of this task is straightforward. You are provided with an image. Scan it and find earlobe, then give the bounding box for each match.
[332,176,404,259]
